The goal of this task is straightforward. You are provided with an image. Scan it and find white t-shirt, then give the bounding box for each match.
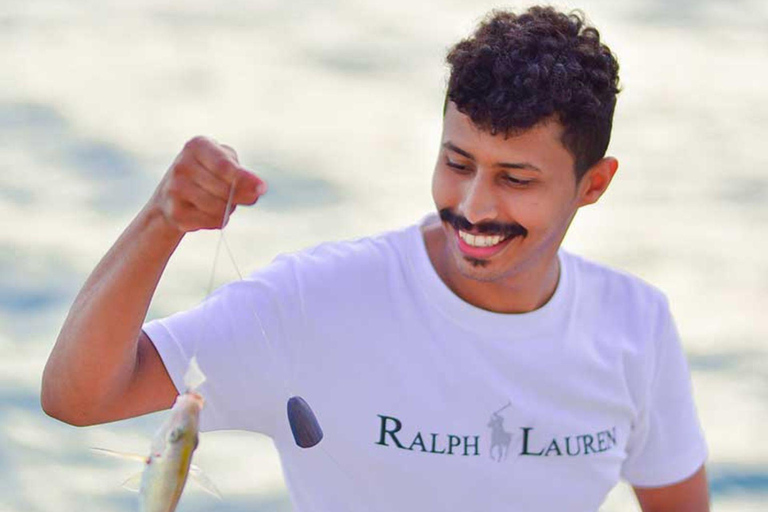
[144,213,708,512]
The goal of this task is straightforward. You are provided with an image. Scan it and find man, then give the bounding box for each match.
[42,6,709,511]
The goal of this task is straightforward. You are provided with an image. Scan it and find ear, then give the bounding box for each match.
[576,157,619,207]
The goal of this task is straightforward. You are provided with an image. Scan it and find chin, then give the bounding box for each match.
[452,252,513,283]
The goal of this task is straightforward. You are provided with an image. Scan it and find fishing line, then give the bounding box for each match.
[200,179,291,400]
[205,181,240,297]
[203,178,386,511]
[204,179,295,400]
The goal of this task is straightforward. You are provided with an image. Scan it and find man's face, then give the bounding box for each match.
[431,102,586,284]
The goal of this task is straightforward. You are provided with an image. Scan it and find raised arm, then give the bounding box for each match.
[41,136,266,426]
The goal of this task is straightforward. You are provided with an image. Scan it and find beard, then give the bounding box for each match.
[436,207,529,278]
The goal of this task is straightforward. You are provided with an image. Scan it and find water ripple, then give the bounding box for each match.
[710,466,768,496]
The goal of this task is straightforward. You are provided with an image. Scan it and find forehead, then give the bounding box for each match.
[442,102,575,173]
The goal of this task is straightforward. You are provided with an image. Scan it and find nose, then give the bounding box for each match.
[458,175,498,226]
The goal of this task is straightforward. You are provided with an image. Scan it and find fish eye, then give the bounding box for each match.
[169,427,185,442]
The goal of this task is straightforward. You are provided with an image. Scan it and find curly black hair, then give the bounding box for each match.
[445,6,620,179]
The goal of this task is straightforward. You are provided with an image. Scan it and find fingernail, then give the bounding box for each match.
[256,181,268,196]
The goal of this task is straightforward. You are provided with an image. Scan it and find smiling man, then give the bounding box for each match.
[429,110,595,313]
[43,6,709,511]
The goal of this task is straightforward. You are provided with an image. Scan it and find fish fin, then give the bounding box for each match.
[184,355,207,391]
[121,472,143,493]
[189,464,223,499]
[90,447,148,464]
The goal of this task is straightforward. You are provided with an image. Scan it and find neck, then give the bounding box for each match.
[423,223,561,314]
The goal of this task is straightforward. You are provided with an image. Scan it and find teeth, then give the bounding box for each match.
[459,231,506,248]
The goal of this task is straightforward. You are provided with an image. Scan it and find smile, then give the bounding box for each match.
[457,231,509,248]
[455,229,515,259]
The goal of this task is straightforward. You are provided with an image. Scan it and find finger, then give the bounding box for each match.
[186,160,266,208]
[220,144,239,163]
[170,178,228,218]
[184,137,266,203]
[195,164,265,207]
[232,173,267,206]
[183,157,231,202]
[204,163,266,206]
[175,202,225,232]
[185,136,241,183]
[181,201,239,230]
[164,201,218,233]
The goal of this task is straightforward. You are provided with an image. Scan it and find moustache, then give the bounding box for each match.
[438,208,528,239]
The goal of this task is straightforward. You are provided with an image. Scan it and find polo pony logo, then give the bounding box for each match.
[487,401,513,462]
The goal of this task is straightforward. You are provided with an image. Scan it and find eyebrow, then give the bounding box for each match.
[442,141,542,172]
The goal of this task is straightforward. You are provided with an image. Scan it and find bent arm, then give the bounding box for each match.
[633,465,710,512]
[41,205,182,425]
[41,136,264,426]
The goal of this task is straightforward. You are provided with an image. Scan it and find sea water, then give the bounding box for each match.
[1,0,766,510]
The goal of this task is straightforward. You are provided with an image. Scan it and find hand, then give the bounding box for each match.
[149,136,267,234]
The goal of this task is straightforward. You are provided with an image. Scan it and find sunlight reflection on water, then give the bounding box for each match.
[1,0,766,510]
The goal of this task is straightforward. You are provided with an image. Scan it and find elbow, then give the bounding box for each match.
[40,369,96,427]
[40,397,69,425]
[40,383,76,426]
[41,394,97,427]
[40,367,63,421]
[40,391,69,425]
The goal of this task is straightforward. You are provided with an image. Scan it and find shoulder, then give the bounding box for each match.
[251,224,416,293]
[562,250,671,331]
[306,225,411,263]
[280,225,412,273]
[561,252,681,404]
[564,250,667,302]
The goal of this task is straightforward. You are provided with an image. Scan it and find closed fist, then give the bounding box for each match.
[150,136,267,234]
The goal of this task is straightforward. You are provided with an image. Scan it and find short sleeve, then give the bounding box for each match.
[143,255,300,437]
[620,299,708,486]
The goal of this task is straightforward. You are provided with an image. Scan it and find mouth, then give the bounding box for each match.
[437,208,527,263]
[454,227,516,260]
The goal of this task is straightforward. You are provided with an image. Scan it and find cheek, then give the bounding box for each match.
[431,168,456,206]
[430,169,441,204]
[507,190,572,234]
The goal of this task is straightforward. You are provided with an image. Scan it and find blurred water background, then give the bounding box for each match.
[1,0,766,510]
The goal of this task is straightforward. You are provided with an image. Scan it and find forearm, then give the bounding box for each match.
[42,136,265,426]
[41,203,183,425]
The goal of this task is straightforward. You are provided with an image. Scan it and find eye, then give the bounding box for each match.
[504,175,532,186]
[445,157,469,172]
[169,427,185,442]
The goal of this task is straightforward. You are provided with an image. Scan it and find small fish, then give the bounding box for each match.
[94,356,220,511]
